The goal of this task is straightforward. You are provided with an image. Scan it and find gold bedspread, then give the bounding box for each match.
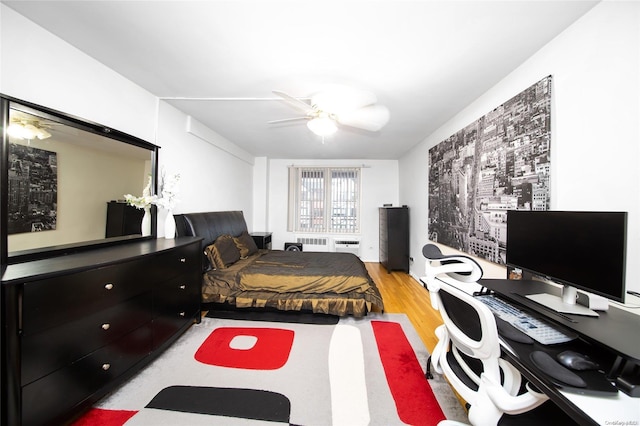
[202,250,384,317]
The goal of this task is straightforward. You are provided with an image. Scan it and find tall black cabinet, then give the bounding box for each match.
[379,206,409,273]
[106,201,144,237]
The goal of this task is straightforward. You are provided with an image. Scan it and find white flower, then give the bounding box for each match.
[153,169,180,211]
[124,175,156,209]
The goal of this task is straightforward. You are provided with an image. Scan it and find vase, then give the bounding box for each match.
[141,206,151,237]
[164,209,176,239]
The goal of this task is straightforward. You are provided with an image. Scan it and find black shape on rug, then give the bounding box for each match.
[206,309,339,324]
[146,385,291,422]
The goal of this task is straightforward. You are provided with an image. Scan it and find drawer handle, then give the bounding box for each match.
[179,311,186,317]
[179,284,186,290]
[180,257,186,263]
[104,283,114,290]
[101,323,111,330]
[102,363,111,371]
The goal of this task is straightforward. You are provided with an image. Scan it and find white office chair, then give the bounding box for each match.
[422,244,549,426]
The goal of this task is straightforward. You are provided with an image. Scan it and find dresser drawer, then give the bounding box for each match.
[22,323,153,426]
[152,274,201,348]
[22,259,153,334]
[154,274,200,317]
[21,293,153,385]
[147,244,201,281]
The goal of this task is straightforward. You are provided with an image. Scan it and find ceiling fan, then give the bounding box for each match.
[269,84,390,137]
[8,110,67,141]
[7,118,55,140]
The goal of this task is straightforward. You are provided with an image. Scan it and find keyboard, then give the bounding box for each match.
[476,294,577,345]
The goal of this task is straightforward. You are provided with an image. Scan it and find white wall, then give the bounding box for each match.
[154,102,254,233]
[267,158,399,262]
[1,4,255,239]
[252,157,269,232]
[400,1,640,297]
[0,5,156,141]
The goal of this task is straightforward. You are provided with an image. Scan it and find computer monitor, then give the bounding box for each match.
[506,210,627,315]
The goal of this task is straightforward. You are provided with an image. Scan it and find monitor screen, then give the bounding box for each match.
[506,210,627,302]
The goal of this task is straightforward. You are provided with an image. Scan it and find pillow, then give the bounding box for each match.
[234,231,259,258]
[205,235,241,269]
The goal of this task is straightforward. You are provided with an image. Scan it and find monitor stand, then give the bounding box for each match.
[526,285,599,317]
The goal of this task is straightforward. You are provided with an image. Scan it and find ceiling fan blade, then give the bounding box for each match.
[268,117,310,124]
[311,84,377,115]
[337,105,390,132]
[272,90,315,115]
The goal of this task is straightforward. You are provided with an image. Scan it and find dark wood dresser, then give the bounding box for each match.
[379,206,409,273]
[1,237,202,426]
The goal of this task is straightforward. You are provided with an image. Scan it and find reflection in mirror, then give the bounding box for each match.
[7,105,155,257]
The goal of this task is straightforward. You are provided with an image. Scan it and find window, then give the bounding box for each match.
[288,167,361,234]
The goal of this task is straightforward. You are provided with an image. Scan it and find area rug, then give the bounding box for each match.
[73,313,467,425]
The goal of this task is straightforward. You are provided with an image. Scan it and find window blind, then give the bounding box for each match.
[288,166,360,234]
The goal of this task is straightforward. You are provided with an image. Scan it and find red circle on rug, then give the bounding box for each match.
[195,327,295,370]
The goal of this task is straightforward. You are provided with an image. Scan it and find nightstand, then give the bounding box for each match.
[251,232,272,250]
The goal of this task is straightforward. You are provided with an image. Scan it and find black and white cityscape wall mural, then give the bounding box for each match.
[8,143,58,234]
[428,75,552,264]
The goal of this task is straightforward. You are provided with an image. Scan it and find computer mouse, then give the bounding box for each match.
[556,350,600,371]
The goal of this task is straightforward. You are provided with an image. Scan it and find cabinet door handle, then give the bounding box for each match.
[179,284,186,290]
[104,283,114,290]
[102,363,111,371]
[101,323,111,330]
[179,257,186,263]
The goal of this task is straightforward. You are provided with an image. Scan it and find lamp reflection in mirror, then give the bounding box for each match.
[8,122,52,140]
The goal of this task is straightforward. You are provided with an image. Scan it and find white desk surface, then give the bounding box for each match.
[561,389,639,424]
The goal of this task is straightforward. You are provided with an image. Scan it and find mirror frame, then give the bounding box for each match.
[0,94,159,265]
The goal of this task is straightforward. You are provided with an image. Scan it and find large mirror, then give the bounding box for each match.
[1,96,158,263]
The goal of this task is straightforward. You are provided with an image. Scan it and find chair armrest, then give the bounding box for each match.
[480,373,548,415]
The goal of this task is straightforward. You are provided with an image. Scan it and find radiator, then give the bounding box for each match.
[333,238,361,257]
[295,236,329,252]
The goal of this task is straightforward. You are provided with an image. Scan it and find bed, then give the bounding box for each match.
[175,211,384,317]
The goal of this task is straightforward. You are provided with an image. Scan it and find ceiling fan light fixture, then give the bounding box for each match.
[307,116,337,137]
[7,122,26,139]
[35,127,52,140]
[271,86,388,136]
[7,121,52,140]
[22,124,39,140]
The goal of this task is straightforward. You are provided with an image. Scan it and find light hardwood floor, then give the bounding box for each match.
[365,262,443,353]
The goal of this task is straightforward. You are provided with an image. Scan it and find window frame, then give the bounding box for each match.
[288,166,361,234]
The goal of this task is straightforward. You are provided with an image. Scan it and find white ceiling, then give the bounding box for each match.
[4,0,598,159]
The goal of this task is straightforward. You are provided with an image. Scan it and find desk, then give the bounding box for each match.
[480,278,640,425]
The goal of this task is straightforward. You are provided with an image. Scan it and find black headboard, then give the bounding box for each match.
[175,210,249,255]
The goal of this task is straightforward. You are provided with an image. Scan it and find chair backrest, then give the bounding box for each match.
[434,280,502,380]
[422,244,548,425]
[422,245,501,382]
[422,243,483,286]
